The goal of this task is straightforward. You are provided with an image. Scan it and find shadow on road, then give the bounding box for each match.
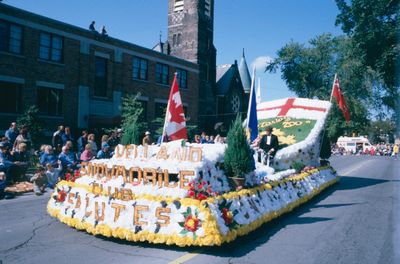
[88,175,391,257]
[336,175,389,191]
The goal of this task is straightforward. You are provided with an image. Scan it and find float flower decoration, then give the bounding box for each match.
[187,180,215,201]
[54,189,66,203]
[65,170,80,182]
[179,207,202,239]
[218,199,239,229]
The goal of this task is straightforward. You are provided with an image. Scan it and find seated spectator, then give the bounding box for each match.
[40,145,58,167]
[97,143,111,159]
[88,134,97,153]
[89,21,96,31]
[1,137,12,150]
[11,142,29,181]
[80,144,94,162]
[208,135,215,144]
[59,146,78,170]
[13,125,32,152]
[142,131,152,145]
[200,132,207,144]
[101,26,108,36]
[157,132,168,145]
[101,134,109,148]
[46,161,62,188]
[194,135,201,144]
[30,166,47,195]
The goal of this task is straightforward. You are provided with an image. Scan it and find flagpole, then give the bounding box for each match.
[161,72,177,143]
[330,73,337,102]
[318,73,337,163]
[246,67,256,126]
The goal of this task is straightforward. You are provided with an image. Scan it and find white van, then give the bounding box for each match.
[336,136,372,153]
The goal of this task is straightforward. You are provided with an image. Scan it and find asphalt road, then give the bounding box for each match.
[0,156,399,264]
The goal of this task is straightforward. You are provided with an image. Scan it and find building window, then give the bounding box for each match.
[37,87,63,116]
[0,20,22,54]
[95,56,107,97]
[39,32,63,62]
[205,0,211,17]
[177,33,182,45]
[176,68,188,89]
[132,57,148,80]
[156,63,169,85]
[174,0,184,12]
[155,102,167,119]
[0,81,21,113]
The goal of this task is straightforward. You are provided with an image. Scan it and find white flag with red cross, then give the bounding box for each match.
[257,98,331,121]
[163,74,188,141]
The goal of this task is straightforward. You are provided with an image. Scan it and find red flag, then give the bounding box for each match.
[163,74,187,141]
[331,76,350,122]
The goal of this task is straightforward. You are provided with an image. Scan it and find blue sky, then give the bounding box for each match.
[4,0,343,101]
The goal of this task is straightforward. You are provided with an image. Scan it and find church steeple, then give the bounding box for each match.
[239,48,251,94]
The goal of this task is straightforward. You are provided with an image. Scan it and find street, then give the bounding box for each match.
[1,156,399,264]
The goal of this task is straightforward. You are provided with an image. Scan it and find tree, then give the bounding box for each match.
[266,34,372,140]
[335,0,400,137]
[223,115,254,178]
[16,105,44,148]
[120,94,147,145]
[335,0,399,93]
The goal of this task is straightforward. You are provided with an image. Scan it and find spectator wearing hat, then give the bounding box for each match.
[97,143,111,159]
[142,131,152,145]
[258,126,279,162]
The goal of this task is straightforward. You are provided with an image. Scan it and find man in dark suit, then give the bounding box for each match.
[259,126,279,161]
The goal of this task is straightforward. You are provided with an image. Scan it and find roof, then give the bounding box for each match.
[216,64,236,96]
[238,49,251,93]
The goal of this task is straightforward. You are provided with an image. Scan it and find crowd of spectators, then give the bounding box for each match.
[0,122,122,199]
[331,143,399,158]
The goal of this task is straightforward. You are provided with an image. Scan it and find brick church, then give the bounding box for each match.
[0,0,251,137]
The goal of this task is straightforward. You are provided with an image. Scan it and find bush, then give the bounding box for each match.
[120,94,147,145]
[223,115,255,178]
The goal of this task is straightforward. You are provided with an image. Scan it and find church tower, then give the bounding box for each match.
[168,0,217,132]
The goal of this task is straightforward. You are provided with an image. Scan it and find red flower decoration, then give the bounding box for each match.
[221,208,233,225]
[188,190,195,198]
[196,193,208,201]
[56,190,67,203]
[184,215,200,232]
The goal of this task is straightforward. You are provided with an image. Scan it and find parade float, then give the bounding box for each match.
[47,96,339,247]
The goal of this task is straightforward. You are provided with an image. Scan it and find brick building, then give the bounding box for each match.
[0,3,200,136]
[0,1,250,137]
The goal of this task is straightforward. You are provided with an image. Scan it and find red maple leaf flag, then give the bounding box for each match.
[163,73,187,141]
[331,75,350,123]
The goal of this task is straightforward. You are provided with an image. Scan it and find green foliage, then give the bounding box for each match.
[16,105,44,148]
[120,94,147,145]
[266,34,375,138]
[223,115,255,178]
[369,119,396,143]
[335,0,399,93]
[335,0,399,136]
[291,161,305,173]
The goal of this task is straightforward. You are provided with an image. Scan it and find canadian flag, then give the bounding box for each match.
[331,75,350,123]
[163,74,187,141]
